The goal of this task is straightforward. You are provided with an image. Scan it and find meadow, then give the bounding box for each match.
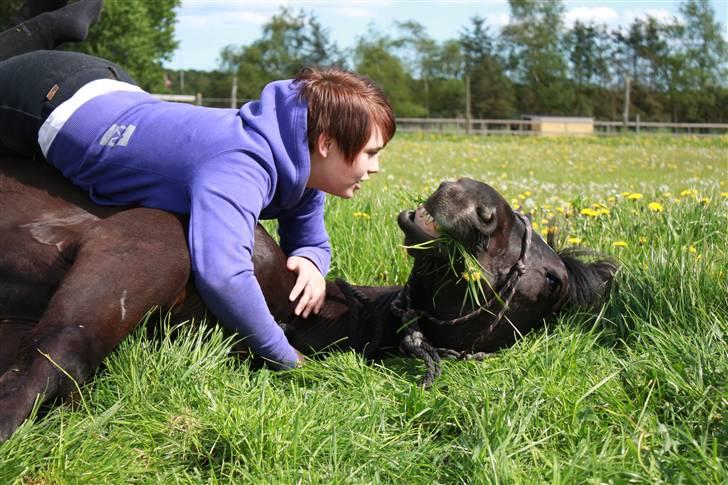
[1,134,726,483]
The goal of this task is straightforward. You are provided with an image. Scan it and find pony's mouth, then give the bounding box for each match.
[413,205,440,238]
[398,205,442,250]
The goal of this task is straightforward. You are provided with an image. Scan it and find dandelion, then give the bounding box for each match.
[462,270,482,282]
[680,189,698,198]
[627,193,643,200]
[612,241,628,248]
[648,202,664,213]
[639,236,648,245]
[721,192,728,198]
[567,236,582,244]
[699,197,710,205]
[353,211,371,220]
[580,208,599,217]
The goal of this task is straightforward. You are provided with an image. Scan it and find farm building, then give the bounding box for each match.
[523,115,594,135]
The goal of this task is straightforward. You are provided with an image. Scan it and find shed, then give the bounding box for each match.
[522,115,594,135]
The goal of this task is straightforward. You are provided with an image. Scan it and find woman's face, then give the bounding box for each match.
[308,127,384,199]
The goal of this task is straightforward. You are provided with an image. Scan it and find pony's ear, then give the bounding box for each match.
[559,248,618,309]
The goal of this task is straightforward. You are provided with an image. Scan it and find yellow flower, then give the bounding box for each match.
[353,211,371,220]
[612,241,628,248]
[462,270,482,282]
[680,189,698,198]
[699,197,710,205]
[688,245,697,254]
[580,208,599,217]
[627,193,643,200]
[648,202,664,213]
[596,208,610,216]
[639,236,648,245]
[567,236,582,244]
[621,191,632,197]
[721,192,728,198]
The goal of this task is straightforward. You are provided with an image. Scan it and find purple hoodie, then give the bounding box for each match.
[44,80,330,368]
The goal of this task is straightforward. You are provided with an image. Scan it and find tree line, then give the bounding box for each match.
[2,0,725,122]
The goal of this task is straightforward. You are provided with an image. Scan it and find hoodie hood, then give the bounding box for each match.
[238,79,310,209]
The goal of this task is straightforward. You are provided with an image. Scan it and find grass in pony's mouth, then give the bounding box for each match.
[402,231,496,314]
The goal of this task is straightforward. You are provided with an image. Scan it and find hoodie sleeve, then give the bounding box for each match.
[277,188,331,276]
[188,156,299,369]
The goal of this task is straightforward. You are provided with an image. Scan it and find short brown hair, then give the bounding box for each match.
[295,67,396,164]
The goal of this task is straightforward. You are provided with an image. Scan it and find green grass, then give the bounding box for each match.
[2,134,726,483]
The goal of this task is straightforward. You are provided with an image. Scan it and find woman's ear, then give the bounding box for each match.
[316,133,332,158]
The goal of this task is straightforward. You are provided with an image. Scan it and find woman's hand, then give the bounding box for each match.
[287,256,326,318]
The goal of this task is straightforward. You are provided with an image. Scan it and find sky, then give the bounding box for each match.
[167,0,728,71]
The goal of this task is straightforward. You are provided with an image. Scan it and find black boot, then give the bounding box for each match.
[10,0,68,26]
[0,0,102,61]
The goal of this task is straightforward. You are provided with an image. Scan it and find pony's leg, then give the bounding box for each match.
[0,209,190,442]
[0,0,103,60]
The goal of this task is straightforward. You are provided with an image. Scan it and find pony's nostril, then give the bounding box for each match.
[477,206,494,224]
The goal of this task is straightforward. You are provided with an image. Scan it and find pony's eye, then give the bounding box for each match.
[545,272,561,294]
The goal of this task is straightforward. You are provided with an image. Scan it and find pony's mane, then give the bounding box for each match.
[557,248,618,309]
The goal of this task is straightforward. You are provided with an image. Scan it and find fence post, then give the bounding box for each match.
[623,74,631,133]
[231,76,238,109]
[465,75,471,135]
[195,93,202,105]
[636,114,640,134]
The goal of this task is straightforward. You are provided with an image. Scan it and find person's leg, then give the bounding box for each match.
[0,50,133,157]
[11,0,68,24]
[0,0,103,61]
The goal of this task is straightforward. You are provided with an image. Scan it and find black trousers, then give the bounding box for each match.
[0,50,135,156]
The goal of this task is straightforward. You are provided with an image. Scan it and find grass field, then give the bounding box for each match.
[1,134,726,483]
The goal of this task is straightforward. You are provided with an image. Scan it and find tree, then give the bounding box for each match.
[68,0,180,91]
[673,0,728,121]
[501,0,572,114]
[219,8,345,98]
[354,33,426,117]
[459,16,515,118]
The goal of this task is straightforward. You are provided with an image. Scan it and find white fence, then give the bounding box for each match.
[150,94,728,136]
[396,117,728,136]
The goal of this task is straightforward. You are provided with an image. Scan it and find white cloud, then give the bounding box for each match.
[623,8,678,25]
[564,7,619,27]
[332,6,374,19]
[177,6,273,28]
[485,13,510,27]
